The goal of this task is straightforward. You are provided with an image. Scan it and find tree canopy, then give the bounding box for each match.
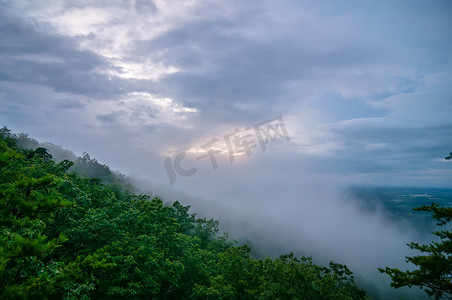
[0,128,367,299]
[379,153,452,299]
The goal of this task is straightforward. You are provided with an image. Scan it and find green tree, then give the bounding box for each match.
[379,153,452,299]
[1,128,368,299]
[0,138,73,298]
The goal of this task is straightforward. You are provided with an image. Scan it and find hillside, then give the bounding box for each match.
[0,128,367,299]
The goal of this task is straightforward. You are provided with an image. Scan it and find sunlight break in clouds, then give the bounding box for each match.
[94,92,198,127]
[11,0,227,81]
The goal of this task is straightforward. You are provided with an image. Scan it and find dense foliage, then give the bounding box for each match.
[380,153,452,299]
[0,127,367,299]
[380,203,452,299]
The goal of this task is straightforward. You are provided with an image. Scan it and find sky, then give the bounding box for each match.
[0,1,451,296]
[1,0,451,188]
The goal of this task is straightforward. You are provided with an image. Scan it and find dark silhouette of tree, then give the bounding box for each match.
[379,152,452,299]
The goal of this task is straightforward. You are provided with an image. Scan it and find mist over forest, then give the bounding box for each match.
[2,128,451,299]
[1,0,452,299]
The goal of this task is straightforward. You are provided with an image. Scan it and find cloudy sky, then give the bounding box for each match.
[1,0,451,189]
[1,1,451,295]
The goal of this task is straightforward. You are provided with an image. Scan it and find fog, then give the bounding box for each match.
[11,128,437,298]
[133,148,431,299]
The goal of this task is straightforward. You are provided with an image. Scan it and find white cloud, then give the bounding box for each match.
[10,0,233,82]
[93,92,198,127]
[100,59,180,81]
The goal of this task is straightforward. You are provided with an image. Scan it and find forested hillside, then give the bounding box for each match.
[0,128,367,299]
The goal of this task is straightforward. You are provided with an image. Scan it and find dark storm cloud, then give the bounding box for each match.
[136,15,384,120]
[0,9,150,99]
[96,111,128,123]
